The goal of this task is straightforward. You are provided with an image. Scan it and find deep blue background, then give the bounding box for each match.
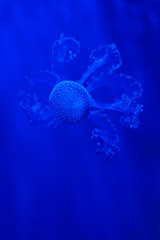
[0,0,160,239]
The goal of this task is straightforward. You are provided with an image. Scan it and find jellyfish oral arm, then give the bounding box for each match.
[91,98,122,111]
[86,73,143,97]
[79,44,122,86]
[91,95,143,129]
[26,71,60,88]
[79,59,105,85]
[88,111,120,158]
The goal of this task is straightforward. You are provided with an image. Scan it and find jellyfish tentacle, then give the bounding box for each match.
[91,94,143,129]
[51,34,80,71]
[79,44,122,85]
[25,70,61,88]
[89,72,143,129]
[89,110,120,159]
[17,91,59,126]
[86,72,143,98]
[17,70,60,126]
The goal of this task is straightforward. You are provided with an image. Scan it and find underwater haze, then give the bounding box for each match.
[0,0,160,239]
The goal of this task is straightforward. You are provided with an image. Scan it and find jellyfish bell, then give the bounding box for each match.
[49,80,91,124]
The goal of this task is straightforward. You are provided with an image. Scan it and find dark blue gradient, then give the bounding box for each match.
[0,0,160,239]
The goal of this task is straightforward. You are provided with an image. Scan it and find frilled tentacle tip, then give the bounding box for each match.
[49,80,91,124]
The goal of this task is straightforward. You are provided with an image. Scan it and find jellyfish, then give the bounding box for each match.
[17,34,143,158]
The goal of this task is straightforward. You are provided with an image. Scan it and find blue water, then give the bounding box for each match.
[0,0,160,239]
